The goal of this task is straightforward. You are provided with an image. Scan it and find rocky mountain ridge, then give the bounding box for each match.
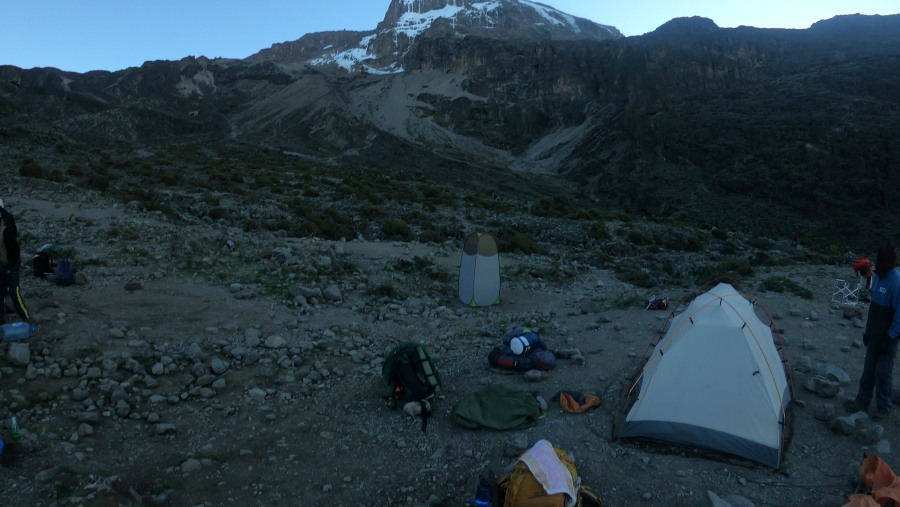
[1,7,899,249]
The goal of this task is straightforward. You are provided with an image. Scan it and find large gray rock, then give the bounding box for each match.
[323,284,343,301]
[816,364,851,386]
[6,342,30,367]
[832,411,869,435]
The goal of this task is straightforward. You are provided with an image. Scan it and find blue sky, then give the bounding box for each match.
[2,0,897,73]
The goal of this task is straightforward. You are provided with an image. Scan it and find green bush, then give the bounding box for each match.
[532,196,571,218]
[627,229,646,245]
[67,163,85,177]
[208,208,228,220]
[252,174,276,189]
[421,184,453,206]
[620,269,657,288]
[393,256,432,273]
[367,284,397,299]
[20,158,44,178]
[85,175,111,191]
[382,218,413,241]
[747,236,772,249]
[684,235,704,252]
[588,220,610,240]
[360,204,383,218]
[305,211,355,240]
[722,239,738,254]
[502,231,546,255]
[574,208,606,221]
[711,227,728,241]
[751,251,775,266]
[693,260,754,284]
[602,293,646,310]
[156,171,180,186]
[418,225,454,244]
[464,191,509,212]
[758,276,813,299]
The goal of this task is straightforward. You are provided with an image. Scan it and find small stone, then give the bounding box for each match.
[210,358,229,375]
[247,388,267,400]
[814,403,835,422]
[265,335,287,349]
[154,423,177,435]
[181,458,202,473]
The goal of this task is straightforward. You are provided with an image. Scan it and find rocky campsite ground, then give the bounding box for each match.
[0,176,891,507]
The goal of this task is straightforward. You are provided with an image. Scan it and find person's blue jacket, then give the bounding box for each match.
[865,268,900,343]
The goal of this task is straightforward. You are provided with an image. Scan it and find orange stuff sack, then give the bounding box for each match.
[844,455,900,507]
[559,391,601,414]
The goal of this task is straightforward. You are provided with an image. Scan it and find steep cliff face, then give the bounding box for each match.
[1,11,899,247]
[244,31,373,68]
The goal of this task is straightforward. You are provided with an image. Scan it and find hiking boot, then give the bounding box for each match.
[873,410,892,422]
[844,398,867,413]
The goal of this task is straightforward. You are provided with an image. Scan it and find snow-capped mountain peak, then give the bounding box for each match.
[310,0,622,74]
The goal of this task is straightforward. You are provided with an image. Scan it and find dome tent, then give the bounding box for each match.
[616,283,793,468]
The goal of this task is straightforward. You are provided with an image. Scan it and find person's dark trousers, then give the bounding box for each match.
[857,337,899,413]
[0,266,30,323]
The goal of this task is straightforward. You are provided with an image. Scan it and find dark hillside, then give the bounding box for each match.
[569,15,900,249]
[0,13,898,253]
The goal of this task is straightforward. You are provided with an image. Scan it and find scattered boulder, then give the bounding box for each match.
[815,364,851,386]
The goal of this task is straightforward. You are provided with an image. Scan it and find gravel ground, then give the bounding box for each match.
[0,178,888,507]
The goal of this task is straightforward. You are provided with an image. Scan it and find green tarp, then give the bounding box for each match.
[452,384,544,430]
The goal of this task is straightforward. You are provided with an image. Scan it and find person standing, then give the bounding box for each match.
[854,257,874,301]
[0,199,33,325]
[846,244,900,420]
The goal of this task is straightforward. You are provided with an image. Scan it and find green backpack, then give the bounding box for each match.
[382,343,441,432]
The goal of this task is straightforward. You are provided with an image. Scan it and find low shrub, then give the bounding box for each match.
[758,276,813,299]
[711,227,729,241]
[502,231,546,255]
[382,218,413,241]
[588,220,610,240]
[208,207,228,220]
[367,284,397,299]
[20,158,44,178]
[693,260,754,285]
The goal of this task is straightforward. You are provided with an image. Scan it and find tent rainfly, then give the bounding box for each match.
[457,232,500,307]
[617,283,792,468]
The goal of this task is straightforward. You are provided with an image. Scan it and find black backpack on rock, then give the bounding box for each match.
[382,343,441,432]
[33,250,53,278]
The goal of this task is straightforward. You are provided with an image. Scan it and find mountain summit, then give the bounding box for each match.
[251,0,622,73]
[377,0,621,41]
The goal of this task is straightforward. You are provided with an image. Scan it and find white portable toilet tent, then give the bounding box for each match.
[617,283,792,468]
[458,232,500,307]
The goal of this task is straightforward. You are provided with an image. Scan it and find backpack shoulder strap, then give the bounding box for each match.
[0,219,6,266]
[418,400,431,433]
[578,485,604,506]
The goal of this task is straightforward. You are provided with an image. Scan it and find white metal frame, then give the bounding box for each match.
[831,278,861,306]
